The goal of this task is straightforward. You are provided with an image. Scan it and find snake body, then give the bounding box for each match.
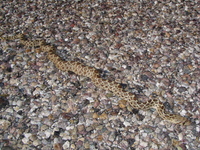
[0,33,190,125]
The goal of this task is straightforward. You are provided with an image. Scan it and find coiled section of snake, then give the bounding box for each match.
[0,33,191,125]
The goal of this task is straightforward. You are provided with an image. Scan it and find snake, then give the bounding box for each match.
[0,33,191,125]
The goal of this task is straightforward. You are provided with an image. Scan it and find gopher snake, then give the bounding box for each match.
[0,33,190,125]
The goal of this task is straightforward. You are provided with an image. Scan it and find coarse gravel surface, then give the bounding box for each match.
[0,0,199,150]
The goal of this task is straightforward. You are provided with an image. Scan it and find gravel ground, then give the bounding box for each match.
[0,0,199,150]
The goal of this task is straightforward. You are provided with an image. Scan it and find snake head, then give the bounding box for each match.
[171,114,191,126]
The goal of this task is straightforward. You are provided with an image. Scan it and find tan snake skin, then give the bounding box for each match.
[0,33,191,125]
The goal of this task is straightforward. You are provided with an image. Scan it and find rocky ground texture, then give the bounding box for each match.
[0,0,199,150]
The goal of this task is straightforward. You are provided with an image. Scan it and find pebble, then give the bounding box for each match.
[63,141,70,149]
[84,142,90,149]
[22,137,29,144]
[71,144,76,149]
[123,121,131,127]
[53,143,62,150]
[119,140,129,149]
[109,132,116,142]
[24,133,32,139]
[32,87,42,95]
[99,112,108,119]
[0,119,10,130]
[33,139,41,146]
[5,108,13,113]
[41,125,49,131]
[44,129,52,138]
[140,140,148,147]
[60,132,71,140]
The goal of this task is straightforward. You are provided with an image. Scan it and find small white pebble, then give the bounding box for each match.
[73,26,79,31]
[142,133,147,137]
[135,134,140,141]
[0,119,11,130]
[6,108,13,113]
[44,129,52,138]
[140,140,148,147]
[13,106,20,112]
[40,110,51,117]
[123,121,131,127]
[22,137,29,144]
[178,133,183,140]
[63,141,70,149]
[64,38,69,42]
[16,100,23,106]
[180,110,187,116]
[33,140,40,146]
[196,125,200,132]
[24,133,32,139]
